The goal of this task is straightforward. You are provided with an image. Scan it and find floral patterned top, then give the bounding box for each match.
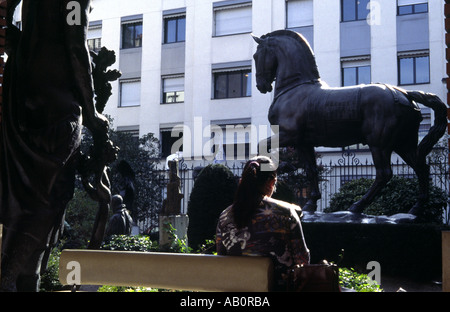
[216,196,310,291]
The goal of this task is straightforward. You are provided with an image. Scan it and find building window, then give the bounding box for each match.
[210,122,252,160]
[160,127,183,158]
[397,0,428,15]
[341,0,370,22]
[162,75,185,104]
[341,57,371,87]
[164,15,186,44]
[117,126,140,145]
[88,38,102,52]
[119,79,141,107]
[213,68,251,99]
[342,66,371,86]
[213,1,252,37]
[286,0,313,29]
[122,21,143,49]
[87,22,102,52]
[398,53,430,85]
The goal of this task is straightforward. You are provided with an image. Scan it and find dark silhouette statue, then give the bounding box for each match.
[105,195,133,237]
[253,30,447,216]
[0,0,118,291]
[161,160,184,216]
[116,160,136,220]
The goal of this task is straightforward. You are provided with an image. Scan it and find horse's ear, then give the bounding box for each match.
[251,34,263,44]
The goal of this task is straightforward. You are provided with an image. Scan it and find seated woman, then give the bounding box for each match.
[216,156,310,291]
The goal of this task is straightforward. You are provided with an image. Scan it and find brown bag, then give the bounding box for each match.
[287,261,341,292]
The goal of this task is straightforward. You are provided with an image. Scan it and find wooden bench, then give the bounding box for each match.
[58,249,274,292]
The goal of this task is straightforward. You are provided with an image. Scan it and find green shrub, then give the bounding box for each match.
[339,267,382,292]
[39,248,66,292]
[101,234,157,252]
[64,188,100,248]
[325,176,446,224]
[187,164,238,250]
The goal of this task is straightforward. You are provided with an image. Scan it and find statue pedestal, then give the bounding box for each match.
[159,215,189,248]
[443,231,450,292]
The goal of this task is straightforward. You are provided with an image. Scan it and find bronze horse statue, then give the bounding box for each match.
[253,30,447,215]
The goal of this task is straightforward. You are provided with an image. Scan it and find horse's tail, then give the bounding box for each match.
[405,91,448,159]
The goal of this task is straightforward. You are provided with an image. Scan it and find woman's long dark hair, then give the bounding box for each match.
[232,156,277,229]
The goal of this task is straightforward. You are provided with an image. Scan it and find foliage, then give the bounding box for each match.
[39,248,66,292]
[158,222,192,253]
[64,189,100,248]
[339,267,382,292]
[101,234,157,252]
[108,129,164,230]
[325,176,446,224]
[97,285,158,292]
[187,164,238,250]
[80,117,164,232]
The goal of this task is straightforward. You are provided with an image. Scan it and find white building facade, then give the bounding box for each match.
[83,0,446,166]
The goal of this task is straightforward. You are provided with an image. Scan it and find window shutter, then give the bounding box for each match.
[120,80,141,107]
[287,0,313,28]
[215,4,252,36]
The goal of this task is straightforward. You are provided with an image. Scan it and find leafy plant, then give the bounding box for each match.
[64,189,100,248]
[39,248,66,292]
[101,234,157,252]
[339,267,382,292]
[159,222,192,253]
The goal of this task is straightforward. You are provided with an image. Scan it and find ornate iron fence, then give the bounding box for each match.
[143,148,449,232]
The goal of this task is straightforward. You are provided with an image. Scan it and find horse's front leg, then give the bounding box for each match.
[297,145,321,212]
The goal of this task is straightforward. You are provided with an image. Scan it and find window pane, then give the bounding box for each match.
[163,91,184,103]
[177,17,186,41]
[357,0,370,20]
[177,91,185,103]
[415,56,429,84]
[164,92,176,103]
[414,3,428,13]
[122,23,142,48]
[342,0,356,21]
[122,24,134,49]
[214,73,228,99]
[358,66,371,84]
[161,131,183,157]
[165,19,177,43]
[228,72,242,98]
[343,67,357,86]
[134,23,143,47]
[399,58,414,85]
[398,5,413,15]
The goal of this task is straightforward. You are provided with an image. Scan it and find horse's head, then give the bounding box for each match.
[252,35,277,94]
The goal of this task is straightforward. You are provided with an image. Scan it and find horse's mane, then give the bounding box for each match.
[260,30,320,79]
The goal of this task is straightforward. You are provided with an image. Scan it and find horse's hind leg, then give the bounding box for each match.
[395,147,430,215]
[349,147,393,213]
